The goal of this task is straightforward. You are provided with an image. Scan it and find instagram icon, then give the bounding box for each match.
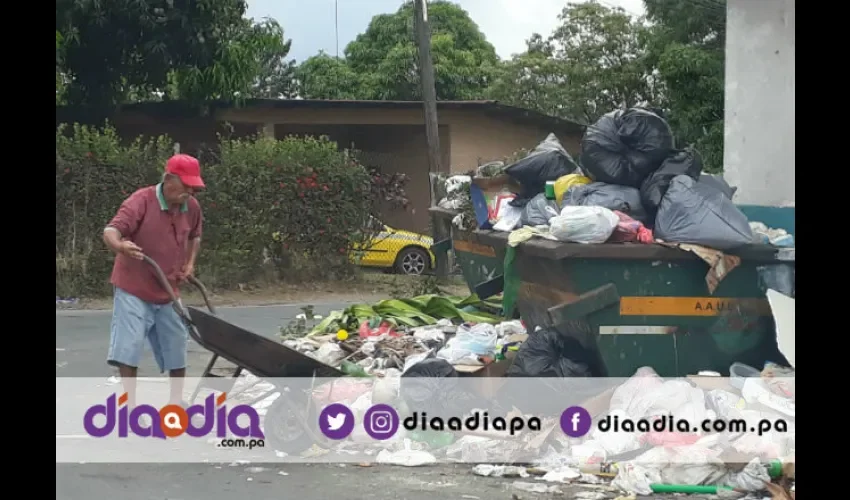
[363,404,399,440]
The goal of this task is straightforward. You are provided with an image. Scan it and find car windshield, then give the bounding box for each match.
[367,216,385,232]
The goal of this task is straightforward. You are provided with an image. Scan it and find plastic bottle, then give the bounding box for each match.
[340,360,371,377]
[544,181,556,200]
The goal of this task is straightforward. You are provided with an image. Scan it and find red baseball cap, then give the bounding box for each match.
[166,154,205,188]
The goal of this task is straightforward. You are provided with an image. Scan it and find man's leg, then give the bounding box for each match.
[149,302,189,405]
[107,287,155,408]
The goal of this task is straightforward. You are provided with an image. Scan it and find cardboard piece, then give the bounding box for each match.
[767,289,795,369]
[455,351,517,398]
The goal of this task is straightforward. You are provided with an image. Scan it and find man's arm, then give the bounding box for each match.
[186,237,201,269]
[104,193,145,258]
[185,201,204,272]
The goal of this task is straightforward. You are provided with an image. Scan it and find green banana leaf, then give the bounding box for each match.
[305,293,506,336]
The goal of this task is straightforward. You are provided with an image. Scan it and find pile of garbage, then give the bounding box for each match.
[436,107,794,251]
[465,364,796,499]
[283,302,528,377]
[231,360,794,498]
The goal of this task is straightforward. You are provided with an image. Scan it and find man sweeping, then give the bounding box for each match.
[102,154,205,409]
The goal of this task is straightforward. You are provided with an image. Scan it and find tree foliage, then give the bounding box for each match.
[643,0,727,171]
[170,18,296,102]
[488,2,657,124]
[295,53,364,100]
[56,0,295,107]
[297,0,499,100]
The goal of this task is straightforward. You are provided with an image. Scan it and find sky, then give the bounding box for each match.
[245,0,647,63]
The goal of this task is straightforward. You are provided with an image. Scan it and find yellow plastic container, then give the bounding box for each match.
[554,174,592,204]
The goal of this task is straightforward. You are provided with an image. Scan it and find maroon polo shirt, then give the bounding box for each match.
[107,184,203,304]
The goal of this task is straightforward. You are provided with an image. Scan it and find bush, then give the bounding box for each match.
[56,123,173,297]
[56,123,405,297]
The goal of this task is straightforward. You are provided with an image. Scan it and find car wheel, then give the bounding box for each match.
[395,247,429,276]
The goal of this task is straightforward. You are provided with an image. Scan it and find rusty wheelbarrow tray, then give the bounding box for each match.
[143,256,344,453]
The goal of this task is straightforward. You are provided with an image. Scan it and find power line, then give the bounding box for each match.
[335,0,339,57]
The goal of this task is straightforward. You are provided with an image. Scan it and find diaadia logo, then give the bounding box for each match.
[83,392,265,440]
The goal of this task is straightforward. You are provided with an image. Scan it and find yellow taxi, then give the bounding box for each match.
[352,217,435,275]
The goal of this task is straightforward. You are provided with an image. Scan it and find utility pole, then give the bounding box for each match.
[413,0,442,179]
[414,0,449,281]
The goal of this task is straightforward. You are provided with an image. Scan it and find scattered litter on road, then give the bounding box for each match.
[472,465,529,478]
[375,447,437,467]
[573,492,608,500]
[245,466,266,473]
[511,481,561,494]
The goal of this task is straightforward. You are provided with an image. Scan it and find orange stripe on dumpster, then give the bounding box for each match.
[619,297,771,316]
[453,240,497,257]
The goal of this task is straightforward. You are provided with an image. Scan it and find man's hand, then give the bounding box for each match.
[177,262,195,282]
[120,241,144,260]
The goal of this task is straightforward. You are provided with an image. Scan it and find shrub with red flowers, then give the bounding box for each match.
[200,134,380,286]
[56,123,407,297]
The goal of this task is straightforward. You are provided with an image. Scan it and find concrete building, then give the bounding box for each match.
[56,99,584,232]
[723,0,795,206]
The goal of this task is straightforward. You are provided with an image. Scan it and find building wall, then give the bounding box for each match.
[448,113,582,173]
[723,0,795,206]
[60,105,583,233]
[218,107,583,174]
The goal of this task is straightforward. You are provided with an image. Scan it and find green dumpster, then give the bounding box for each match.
[429,207,505,295]
[433,203,794,377]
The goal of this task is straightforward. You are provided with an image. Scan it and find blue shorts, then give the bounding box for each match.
[107,287,188,373]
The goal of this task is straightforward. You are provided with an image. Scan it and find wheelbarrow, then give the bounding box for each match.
[142,255,345,453]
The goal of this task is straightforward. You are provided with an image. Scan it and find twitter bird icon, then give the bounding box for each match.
[327,412,347,431]
[318,403,355,440]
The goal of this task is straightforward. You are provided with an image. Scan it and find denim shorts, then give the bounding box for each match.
[107,286,188,372]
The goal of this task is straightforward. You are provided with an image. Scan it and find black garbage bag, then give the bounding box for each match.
[699,174,737,199]
[521,192,560,227]
[506,328,595,378]
[563,182,649,224]
[400,358,482,417]
[655,175,754,250]
[505,133,581,207]
[580,108,674,188]
[640,147,704,215]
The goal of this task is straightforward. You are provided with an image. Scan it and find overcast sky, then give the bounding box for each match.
[246,0,647,63]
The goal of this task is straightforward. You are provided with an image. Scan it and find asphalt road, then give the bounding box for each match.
[55,303,577,500]
[56,303,709,500]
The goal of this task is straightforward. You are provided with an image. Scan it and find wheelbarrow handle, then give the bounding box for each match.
[141,255,217,316]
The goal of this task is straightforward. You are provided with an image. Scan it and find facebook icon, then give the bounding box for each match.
[560,406,592,437]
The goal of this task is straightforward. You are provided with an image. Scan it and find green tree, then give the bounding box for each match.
[489,2,657,124]
[171,18,296,102]
[297,0,499,100]
[56,1,295,107]
[643,0,727,171]
[295,53,364,100]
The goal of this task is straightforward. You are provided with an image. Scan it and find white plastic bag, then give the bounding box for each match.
[549,206,619,244]
[493,204,523,232]
[437,323,498,364]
